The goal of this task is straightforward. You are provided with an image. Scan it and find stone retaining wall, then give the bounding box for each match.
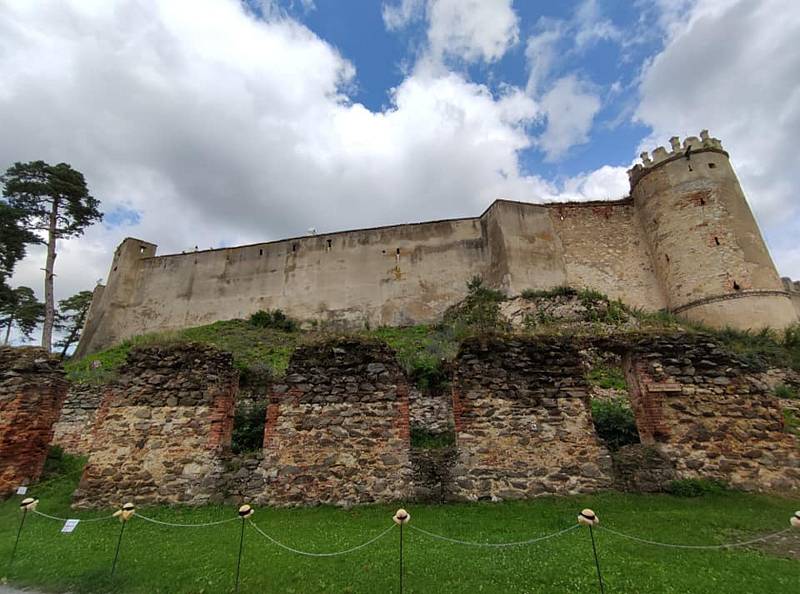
[72,344,238,507]
[0,347,68,495]
[450,337,614,500]
[254,339,412,506]
[623,334,800,491]
[51,383,105,455]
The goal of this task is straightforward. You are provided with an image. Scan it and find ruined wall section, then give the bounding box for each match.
[72,344,238,507]
[254,339,411,506]
[51,384,105,455]
[622,334,799,491]
[549,200,666,310]
[0,347,68,495]
[782,277,800,319]
[450,337,613,500]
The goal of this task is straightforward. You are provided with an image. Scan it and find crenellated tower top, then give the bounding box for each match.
[628,130,726,187]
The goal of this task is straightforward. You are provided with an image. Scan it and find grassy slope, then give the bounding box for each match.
[1,460,798,593]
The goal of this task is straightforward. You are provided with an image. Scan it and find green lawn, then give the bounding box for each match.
[2,461,798,593]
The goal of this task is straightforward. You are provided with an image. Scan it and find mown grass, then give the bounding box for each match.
[1,458,798,593]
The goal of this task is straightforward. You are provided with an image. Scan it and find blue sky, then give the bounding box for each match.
[2,0,800,331]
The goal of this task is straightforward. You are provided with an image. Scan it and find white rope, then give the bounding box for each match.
[135,513,239,528]
[249,520,395,557]
[409,523,579,547]
[598,526,793,550]
[32,510,115,523]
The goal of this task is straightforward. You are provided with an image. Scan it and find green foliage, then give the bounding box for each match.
[42,445,68,478]
[591,397,639,450]
[369,325,457,391]
[520,286,577,300]
[66,319,297,385]
[0,285,44,343]
[783,408,800,437]
[249,309,299,332]
[774,384,798,399]
[587,365,628,390]
[231,404,267,454]
[410,428,456,449]
[0,202,37,297]
[54,289,94,357]
[666,478,729,497]
[444,276,508,332]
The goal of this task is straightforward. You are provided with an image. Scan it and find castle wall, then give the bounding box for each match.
[250,339,411,506]
[622,335,800,491]
[0,347,68,495]
[450,337,614,500]
[632,138,796,330]
[783,277,800,318]
[72,344,238,507]
[549,200,666,310]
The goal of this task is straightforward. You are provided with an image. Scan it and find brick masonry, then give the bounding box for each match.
[0,347,68,495]
[72,344,238,507]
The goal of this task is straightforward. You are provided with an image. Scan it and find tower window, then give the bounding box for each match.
[259,248,263,256]
[665,254,670,263]
[714,237,720,246]
[708,163,717,169]
[326,239,332,251]
[292,243,297,253]
[732,281,741,291]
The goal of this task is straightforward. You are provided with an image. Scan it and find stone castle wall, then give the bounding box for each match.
[622,334,799,491]
[72,344,238,507]
[253,339,412,506]
[0,347,68,494]
[450,337,614,500]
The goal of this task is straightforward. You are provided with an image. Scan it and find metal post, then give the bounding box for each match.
[111,520,127,576]
[399,522,404,594]
[8,508,27,568]
[589,525,605,594]
[235,518,246,593]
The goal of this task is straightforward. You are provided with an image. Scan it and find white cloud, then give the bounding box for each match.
[636,0,800,277]
[3,0,623,337]
[538,76,601,161]
[382,0,424,31]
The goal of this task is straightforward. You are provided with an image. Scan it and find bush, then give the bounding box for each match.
[774,384,799,399]
[249,309,298,332]
[591,398,639,450]
[520,286,577,300]
[666,478,729,497]
[231,404,267,454]
[444,277,508,332]
[783,409,800,437]
[410,428,456,449]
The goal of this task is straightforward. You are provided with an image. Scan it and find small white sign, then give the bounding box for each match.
[16,486,27,495]
[61,519,80,533]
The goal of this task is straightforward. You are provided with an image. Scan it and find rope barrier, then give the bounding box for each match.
[32,510,115,523]
[249,520,396,557]
[409,523,580,548]
[135,513,239,528]
[598,526,793,550]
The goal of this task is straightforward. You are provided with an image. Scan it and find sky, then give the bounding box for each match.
[2,0,800,344]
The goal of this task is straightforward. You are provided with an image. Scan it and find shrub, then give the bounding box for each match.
[591,398,639,450]
[520,286,577,300]
[410,428,456,449]
[444,277,508,332]
[666,478,729,497]
[231,404,267,454]
[783,409,800,437]
[249,309,299,332]
[774,384,799,399]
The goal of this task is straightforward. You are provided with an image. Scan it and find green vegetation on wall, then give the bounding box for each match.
[590,398,640,450]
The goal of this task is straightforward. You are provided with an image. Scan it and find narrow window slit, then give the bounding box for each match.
[714,237,720,246]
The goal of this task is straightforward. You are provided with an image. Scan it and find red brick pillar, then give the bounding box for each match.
[0,347,68,495]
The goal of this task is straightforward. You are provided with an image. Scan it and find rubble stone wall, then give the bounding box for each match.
[72,344,238,507]
[254,339,412,506]
[51,384,105,455]
[450,337,614,500]
[622,334,799,491]
[0,347,68,495]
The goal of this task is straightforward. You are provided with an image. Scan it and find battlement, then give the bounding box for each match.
[628,130,725,186]
[782,277,800,293]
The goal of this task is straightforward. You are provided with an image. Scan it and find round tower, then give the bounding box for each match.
[629,130,797,330]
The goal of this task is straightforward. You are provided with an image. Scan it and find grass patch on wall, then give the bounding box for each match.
[590,398,640,450]
[587,365,628,391]
[1,458,798,594]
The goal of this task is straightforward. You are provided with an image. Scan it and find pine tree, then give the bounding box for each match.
[54,289,94,358]
[1,161,102,351]
[0,202,37,306]
[1,286,44,344]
